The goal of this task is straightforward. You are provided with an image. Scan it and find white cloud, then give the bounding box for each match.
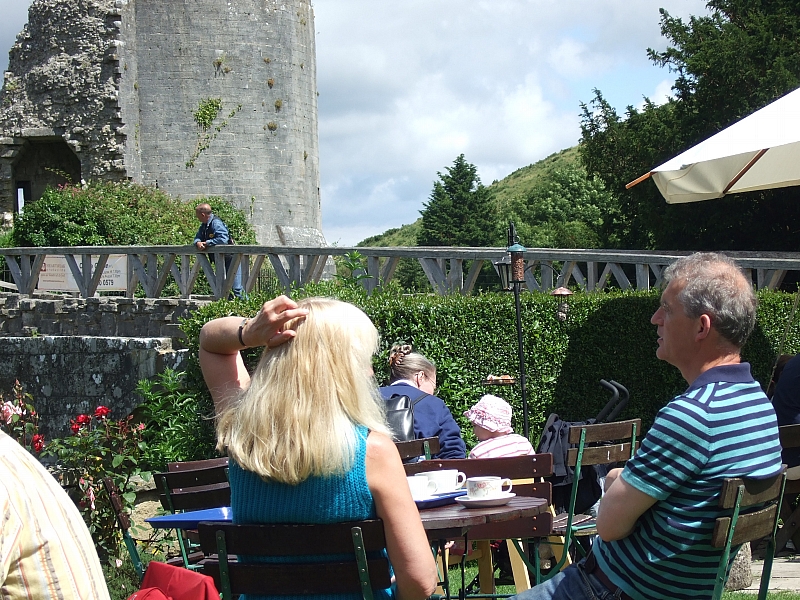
[1,0,710,245]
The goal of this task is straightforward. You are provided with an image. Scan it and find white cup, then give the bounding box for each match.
[407,475,437,499]
[415,470,467,494]
[466,476,513,499]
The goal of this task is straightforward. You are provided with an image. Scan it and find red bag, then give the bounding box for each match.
[126,562,219,600]
[126,589,170,600]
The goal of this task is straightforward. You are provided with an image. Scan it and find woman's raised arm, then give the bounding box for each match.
[198,295,307,412]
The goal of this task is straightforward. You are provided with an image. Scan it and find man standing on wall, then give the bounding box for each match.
[194,203,244,299]
[512,252,783,600]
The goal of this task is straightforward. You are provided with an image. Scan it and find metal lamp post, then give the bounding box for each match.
[493,222,530,440]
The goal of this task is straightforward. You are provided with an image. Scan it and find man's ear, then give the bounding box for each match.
[696,314,712,340]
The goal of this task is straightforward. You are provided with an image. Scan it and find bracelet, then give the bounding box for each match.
[238,318,250,347]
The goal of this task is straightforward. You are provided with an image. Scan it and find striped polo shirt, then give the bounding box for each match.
[595,363,782,600]
[0,430,111,599]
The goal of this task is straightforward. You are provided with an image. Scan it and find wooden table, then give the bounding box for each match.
[418,496,549,600]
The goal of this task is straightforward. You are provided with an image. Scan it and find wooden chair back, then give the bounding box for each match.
[155,463,231,512]
[168,456,229,473]
[395,437,441,461]
[198,519,391,600]
[566,418,642,468]
[710,468,786,600]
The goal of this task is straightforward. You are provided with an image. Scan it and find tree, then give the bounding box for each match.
[417,155,495,247]
[504,164,614,249]
[579,0,800,251]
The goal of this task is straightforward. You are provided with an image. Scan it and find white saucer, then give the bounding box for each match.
[455,492,515,508]
[432,489,466,496]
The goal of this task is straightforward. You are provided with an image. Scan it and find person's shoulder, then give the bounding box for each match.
[366,429,398,459]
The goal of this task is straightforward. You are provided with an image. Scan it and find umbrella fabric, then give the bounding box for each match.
[638,87,800,204]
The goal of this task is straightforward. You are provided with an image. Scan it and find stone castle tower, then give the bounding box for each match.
[0,0,322,245]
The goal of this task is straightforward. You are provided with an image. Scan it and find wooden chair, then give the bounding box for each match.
[102,477,146,582]
[406,454,554,595]
[197,519,392,600]
[774,424,800,555]
[395,437,441,461]
[155,459,231,569]
[710,468,786,600]
[168,456,229,473]
[545,418,641,579]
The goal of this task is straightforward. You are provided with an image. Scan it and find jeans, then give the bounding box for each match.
[223,255,244,299]
[510,558,627,600]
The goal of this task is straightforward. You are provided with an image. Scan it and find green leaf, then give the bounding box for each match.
[112,454,124,468]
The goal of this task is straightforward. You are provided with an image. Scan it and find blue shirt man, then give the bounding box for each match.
[194,203,244,299]
[512,252,783,600]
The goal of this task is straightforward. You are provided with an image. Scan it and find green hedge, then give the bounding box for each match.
[179,283,800,452]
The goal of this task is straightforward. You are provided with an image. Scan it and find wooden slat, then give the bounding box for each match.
[201,559,393,595]
[718,473,785,510]
[198,520,386,556]
[168,457,229,472]
[568,419,641,444]
[779,424,800,449]
[567,442,639,467]
[394,437,441,460]
[711,504,778,548]
[403,454,554,480]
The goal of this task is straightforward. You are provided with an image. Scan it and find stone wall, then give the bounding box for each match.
[0,0,322,246]
[0,292,210,341]
[0,335,187,438]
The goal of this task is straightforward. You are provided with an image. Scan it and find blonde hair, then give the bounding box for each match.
[217,297,390,484]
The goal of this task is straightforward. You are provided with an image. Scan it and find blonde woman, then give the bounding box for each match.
[199,295,437,600]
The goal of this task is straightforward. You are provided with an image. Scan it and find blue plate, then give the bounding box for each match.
[415,490,467,509]
[146,506,232,529]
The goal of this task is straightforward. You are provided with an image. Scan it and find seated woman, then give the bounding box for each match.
[379,344,466,459]
[199,296,437,600]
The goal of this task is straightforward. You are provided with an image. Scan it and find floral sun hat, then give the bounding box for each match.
[464,394,513,434]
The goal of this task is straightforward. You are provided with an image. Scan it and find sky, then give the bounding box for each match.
[1,0,710,246]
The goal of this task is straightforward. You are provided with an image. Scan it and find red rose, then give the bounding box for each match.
[76,414,91,425]
[94,406,111,419]
[70,420,81,434]
[32,434,44,452]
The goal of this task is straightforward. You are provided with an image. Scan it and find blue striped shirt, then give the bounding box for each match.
[595,363,782,600]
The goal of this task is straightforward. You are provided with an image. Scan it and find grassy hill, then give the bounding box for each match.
[357,146,581,247]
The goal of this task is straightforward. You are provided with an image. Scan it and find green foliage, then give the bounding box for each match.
[0,380,44,454]
[418,154,496,247]
[43,407,149,560]
[503,164,614,249]
[135,369,218,472]
[13,182,196,247]
[193,98,222,131]
[178,286,800,452]
[580,1,800,251]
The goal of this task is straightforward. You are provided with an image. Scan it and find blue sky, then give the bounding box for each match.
[1,0,709,246]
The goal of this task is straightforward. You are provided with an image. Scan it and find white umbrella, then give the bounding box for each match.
[627,86,800,203]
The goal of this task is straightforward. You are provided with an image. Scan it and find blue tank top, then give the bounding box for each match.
[228,425,394,600]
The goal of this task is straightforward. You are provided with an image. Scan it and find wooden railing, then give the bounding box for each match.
[1,245,799,300]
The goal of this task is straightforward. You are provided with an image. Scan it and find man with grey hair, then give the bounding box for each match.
[513,252,782,600]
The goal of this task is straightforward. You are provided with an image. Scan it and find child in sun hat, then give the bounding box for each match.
[464,394,534,459]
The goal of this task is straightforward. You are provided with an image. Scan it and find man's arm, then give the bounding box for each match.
[595,467,657,541]
[205,217,231,247]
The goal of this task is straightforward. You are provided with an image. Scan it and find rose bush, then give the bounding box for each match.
[44,406,150,560]
[0,380,43,455]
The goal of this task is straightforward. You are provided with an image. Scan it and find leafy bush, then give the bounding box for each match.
[179,285,800,452]
[43,407,149,560]
[13,182,256,248]
[136,368,219,471]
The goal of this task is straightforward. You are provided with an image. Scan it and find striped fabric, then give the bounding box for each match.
[595,363,783,600]
[0,430,110,599]
[469,433,534,459]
